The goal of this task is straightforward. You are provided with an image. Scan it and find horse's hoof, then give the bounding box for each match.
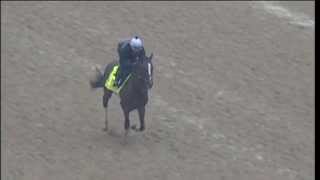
[131,124,137,130]
[139,127,145,132]
[124,128,130,136]
[102,127,108,132]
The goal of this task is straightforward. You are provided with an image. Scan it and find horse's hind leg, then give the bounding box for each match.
[137,106,145,131]
[102,89,112,131]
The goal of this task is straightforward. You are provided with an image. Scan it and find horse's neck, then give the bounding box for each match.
[121,75,144,97]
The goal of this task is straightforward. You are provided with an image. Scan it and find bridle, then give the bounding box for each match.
[132,56,153,89]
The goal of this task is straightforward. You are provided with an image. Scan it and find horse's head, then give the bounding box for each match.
[132,53,154,90]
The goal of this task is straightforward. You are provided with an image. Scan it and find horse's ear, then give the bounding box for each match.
[149,53,153,60]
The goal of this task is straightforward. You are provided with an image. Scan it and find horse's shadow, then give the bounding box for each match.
[90,127,148,148]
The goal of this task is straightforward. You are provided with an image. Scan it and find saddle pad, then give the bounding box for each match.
[105,65,131,94]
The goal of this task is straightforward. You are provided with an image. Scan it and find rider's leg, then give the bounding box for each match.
[117,64,132,87]
[115,58,125,86]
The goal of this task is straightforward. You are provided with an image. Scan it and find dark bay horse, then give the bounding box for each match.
[90,54,154,135]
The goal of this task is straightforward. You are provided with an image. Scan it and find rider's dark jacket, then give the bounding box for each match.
[117,40,146,82]
[118,39,146,68]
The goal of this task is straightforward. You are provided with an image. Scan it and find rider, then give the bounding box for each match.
[115,36,146,87]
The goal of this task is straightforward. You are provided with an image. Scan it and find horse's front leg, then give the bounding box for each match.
[137,106,145,131]
[103,89,112,131]
[121,107,130,136]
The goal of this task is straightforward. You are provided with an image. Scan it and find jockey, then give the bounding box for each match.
[115,36,146,87]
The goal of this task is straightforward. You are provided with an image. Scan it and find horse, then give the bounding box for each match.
[89,53,154,135]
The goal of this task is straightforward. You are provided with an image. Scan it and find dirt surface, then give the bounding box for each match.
[2,1,314,180]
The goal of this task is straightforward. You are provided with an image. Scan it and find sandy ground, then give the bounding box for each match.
[1,1,314,180]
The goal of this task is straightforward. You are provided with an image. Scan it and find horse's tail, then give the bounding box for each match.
[89,65,105,89]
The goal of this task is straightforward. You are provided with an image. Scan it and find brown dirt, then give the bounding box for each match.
[2,2,314,180]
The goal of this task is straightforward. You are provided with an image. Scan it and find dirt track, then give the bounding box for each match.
[2,1,314,180]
